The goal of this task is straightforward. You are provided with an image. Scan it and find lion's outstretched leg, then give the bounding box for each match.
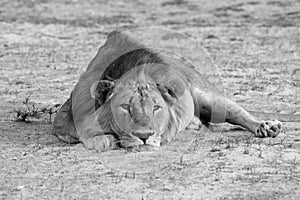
[195,91,282,138]
[52,98,79,143]
[222,99,282,138]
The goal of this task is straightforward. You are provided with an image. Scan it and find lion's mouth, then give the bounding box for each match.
[131,131,155,144]
[119,131,161,148]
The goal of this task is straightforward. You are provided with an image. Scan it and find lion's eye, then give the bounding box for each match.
[121,104,130,111]
[153,105,162,112]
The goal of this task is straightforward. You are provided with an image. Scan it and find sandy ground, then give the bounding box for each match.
[0,0,300,199]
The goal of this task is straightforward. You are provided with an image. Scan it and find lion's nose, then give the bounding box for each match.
[132,132,155,143]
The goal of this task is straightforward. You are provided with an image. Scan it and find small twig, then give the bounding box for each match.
[12,96,61,123]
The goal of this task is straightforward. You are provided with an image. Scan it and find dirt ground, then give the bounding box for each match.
[0,0,300,199]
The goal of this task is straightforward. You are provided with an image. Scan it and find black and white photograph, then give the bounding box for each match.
[0,0,299,199]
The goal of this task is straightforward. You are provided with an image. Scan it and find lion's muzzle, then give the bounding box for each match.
[132,131,155,143]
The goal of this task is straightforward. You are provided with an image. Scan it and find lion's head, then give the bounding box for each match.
[91,65,182,148]
[110,81,170,147]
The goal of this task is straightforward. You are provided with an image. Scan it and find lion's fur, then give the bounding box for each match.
[71,32,147,139]
[53,31,282,150]
[56,31,195,147]
[72,32,163,127]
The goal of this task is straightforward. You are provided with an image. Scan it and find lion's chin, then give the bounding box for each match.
[144,135,161,147]
[120,134,161,149]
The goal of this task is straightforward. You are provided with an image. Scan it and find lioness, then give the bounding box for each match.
[52,31,282,151]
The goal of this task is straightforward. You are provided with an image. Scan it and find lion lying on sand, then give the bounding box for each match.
[52,31,282,151]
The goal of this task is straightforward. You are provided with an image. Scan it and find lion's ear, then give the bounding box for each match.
[157,79,186,105]
[91,80,115,104]
[157,84,177,105]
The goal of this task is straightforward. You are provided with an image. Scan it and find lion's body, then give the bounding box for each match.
[52,31,282,151]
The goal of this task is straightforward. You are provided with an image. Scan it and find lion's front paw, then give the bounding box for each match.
[254,120,282,138]
[82,135,118,152]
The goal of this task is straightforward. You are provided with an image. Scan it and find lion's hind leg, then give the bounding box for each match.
[194,90,282,138]
[52,98,79,143]
[218,97,282,138]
